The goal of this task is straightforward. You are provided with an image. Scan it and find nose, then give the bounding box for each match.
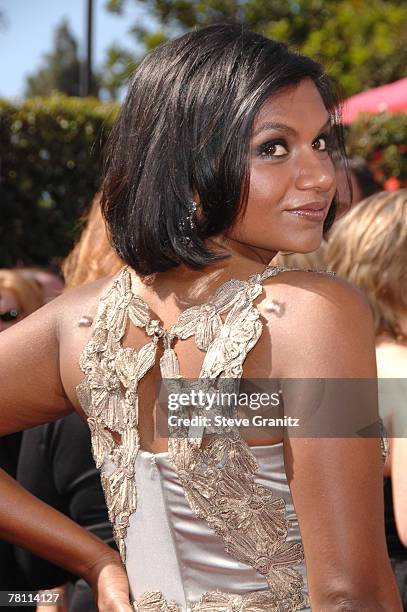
[294,148,336,193]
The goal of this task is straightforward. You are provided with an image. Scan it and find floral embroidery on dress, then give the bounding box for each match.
[191,589,305,611]
[76,269,159,559]
[133,590,180,611]
[133,587,307,611]
[165,269,306,608]
[76,264,332,608]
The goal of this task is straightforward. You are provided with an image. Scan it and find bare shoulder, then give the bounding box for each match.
[260,269,372,332]
[258,270,376,377]
[263,268,369,312]
[56,274,116,329]
[55,272,123,409]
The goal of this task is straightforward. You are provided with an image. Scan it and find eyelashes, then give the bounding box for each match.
[313,131,336,153]
[256,132,335,159]
[257,140,288,158]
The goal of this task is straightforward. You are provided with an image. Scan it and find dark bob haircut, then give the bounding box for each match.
[102,24,349,276]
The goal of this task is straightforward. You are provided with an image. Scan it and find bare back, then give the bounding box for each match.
[59,259,322,453]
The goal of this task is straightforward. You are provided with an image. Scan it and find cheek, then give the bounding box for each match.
[246,164,287,214]
[229,165,288,244]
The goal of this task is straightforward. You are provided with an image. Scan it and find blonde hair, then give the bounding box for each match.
[0,269,43,315]
[326,190,407,339]
[62,194,123,289]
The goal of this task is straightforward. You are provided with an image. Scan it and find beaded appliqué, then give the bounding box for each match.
[76,264,328,609]
[76,270,157,559]
[134,588,306,611]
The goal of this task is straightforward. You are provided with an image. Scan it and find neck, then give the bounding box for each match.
[144,237,278,296]
[208,236,277,266]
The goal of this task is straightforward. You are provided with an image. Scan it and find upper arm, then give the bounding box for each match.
[267,273,399,607]
[0,298,73,436]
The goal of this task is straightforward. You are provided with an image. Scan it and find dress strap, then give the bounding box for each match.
[252,262,336,284]
[248,263,290,284]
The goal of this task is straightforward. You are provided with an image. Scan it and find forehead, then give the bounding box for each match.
[253,78,330,130]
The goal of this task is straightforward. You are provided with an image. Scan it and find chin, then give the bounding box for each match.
[275,236,324,255]
[297,242,324,254]
[296,228,325,252]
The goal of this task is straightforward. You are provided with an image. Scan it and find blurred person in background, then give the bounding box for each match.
[326,189,407,607]
[18,267,65,304]
[0,270,43,332]
[273,155,381,270]
[0,270,43,606]
[16,196,120,612]
[343,155,382,203]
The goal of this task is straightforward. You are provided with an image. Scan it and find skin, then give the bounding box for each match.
[0,79,402,610]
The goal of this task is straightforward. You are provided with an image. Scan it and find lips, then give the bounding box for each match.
[285,201,328,221]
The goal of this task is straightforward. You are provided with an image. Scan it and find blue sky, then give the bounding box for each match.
[0,0,148,100]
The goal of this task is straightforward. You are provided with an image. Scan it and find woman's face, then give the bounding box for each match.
[0,289,23,332]
[229,78,337,261]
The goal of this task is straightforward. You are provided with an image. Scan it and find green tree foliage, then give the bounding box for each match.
[0,95,117,267]
[103,0,407,98]
[101,45,137,101]
[25,19,99,98]
[346,113,407,187]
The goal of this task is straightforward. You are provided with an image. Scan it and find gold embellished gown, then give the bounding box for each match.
[76,263,319,611]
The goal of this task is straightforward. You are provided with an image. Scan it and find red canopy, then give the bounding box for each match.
[342,77,407,124]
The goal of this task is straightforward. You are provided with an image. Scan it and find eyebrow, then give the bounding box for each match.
[252,117,332,138]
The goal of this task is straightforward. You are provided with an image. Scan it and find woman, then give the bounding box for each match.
[326,190,407,606]
[0,25,401,611]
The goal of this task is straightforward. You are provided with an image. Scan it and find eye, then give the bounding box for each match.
[312,132,333,152]
[257,139,289,158]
